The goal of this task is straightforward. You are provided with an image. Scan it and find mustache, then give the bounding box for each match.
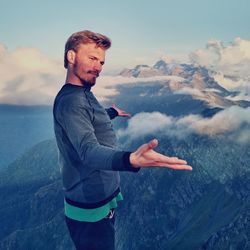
[87,70,99,77]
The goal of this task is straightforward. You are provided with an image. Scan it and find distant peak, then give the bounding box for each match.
[134,64,150,69]
[153,59,168,68]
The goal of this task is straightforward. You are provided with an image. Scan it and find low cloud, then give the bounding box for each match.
[174,87,205,98]
[118,106,250,143]
[117,112,173,138]
[177,106,250,136]
[93,75,184,101]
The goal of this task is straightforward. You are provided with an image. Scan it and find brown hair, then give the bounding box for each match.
[64,30,112,68]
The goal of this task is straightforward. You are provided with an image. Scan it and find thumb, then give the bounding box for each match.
[137,139,158,155]
[148,138,158,149]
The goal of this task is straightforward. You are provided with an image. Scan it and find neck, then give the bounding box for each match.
[65,71,83,86]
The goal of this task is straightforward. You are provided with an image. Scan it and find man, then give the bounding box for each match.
[53,30,192,250]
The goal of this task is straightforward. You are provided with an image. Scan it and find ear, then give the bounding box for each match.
[67,50,76,65]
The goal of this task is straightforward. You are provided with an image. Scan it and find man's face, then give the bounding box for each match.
[70,43,106,86]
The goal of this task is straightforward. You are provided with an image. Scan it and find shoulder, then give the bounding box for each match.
[53,85,93,120]
[54,84,88,109]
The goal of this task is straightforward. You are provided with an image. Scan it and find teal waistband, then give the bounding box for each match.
[64,192,123,222]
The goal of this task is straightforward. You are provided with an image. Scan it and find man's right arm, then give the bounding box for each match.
[54,95,191,172]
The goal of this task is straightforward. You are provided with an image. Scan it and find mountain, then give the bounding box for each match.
[1,129,249,249]
[0,104,54,169]
[120,64,164,78]
[0,61,249,249]
[119,60,250,109]
[116,134,250,250]
[0,139,74,250]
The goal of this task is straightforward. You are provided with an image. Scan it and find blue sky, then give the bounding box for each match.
[1,0,250,70]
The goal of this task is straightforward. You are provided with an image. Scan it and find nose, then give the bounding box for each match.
[93,62,102,73]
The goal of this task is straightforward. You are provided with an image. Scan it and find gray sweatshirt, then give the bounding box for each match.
[53,83,139,205]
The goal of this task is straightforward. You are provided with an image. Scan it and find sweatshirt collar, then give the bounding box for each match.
[65,82,92,91]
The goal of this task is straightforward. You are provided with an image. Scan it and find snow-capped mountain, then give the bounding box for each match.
[120,64,164,78]
[119,59,250,109]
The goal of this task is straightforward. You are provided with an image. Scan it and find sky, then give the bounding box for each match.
[0,0,249,105]
[1,0,249,70]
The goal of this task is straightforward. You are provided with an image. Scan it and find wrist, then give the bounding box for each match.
[129,153,139,168]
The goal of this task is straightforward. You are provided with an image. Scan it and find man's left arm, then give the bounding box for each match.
[105,104,131,120]
[105,107,118,120]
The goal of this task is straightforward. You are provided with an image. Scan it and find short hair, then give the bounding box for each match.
[64,30,112,68]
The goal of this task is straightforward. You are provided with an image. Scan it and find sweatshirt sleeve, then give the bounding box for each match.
[105,107,119,120]
[55,97,139,173]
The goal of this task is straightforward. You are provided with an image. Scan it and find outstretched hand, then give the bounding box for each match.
[112,104,131,117]
[130,139,192,171]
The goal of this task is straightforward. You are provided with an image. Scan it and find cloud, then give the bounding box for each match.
[0,43,185,105]
[1,37,249,105]
[98,37,250,103]
[174,87,205,98]
[93,75,185,101]
[117,106,250,143]
[190,38,250,78]
[189,37,250,100]
[177,106,250,136]
[0,44,64,105]
[101,38,250,102]
[117,112,173,138]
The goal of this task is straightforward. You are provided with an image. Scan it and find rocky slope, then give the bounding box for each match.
[0,140,74,250]
[1,133,248,249]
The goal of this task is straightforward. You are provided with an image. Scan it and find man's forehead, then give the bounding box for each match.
[78,43,105,54]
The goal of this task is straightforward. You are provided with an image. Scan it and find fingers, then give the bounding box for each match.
[155,162,193,171]
[169,165,192,171]
[121,112,131,117]
[153,151,187,165]
[144,151,192,170]
[112,103,131,117]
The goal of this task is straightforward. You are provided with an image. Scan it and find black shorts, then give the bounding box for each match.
[65,209,116,250]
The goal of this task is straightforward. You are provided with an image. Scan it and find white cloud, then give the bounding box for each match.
[93,75,185,101]
[190,37,250,89]
[1,37,250,105]
[211,72,245,89]
[204,88,221,93]
[159,55,176,63]
[177,106,250,135]
[189,37,250,100]
[117,106,250,143]
[0,44,64,105]
[174,87,205,98]
[190,38,250,78]
[0,44,186,105]
[117,112,173,138]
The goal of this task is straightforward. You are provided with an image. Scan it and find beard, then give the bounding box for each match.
[81,76,96,87]
[73,64,99,87]
[85,70,99,86]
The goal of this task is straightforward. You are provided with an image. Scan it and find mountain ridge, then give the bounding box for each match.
[119,59,249,109]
